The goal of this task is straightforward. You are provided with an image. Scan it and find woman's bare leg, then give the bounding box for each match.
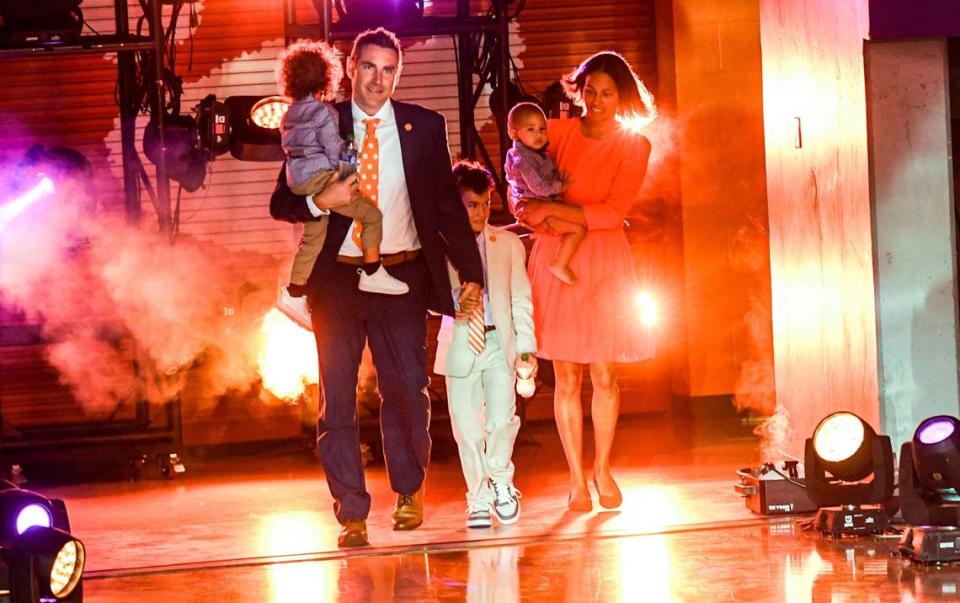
[553,360,591,510]
[589,361,622,507]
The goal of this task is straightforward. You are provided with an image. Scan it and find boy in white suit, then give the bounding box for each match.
[435,161,538,528]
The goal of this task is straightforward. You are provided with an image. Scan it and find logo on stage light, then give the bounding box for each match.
[768,503,794,513]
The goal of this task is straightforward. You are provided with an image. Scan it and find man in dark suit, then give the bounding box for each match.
[270,28,483,548]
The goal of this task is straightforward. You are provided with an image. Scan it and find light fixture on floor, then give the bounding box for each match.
[804,411,894,537]
[897,415,960,563]
[0,480,85,600]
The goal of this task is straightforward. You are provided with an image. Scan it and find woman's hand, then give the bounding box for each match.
[515,199,553,227]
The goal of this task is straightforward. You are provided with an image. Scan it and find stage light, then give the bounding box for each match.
[912,415,960,501]
[225,96,287,162]
[0,481,84,599]
[194,94,286,162]
[0,0,84,46]
[144,114,209,192]
[250,96,289,130]
[898,416,960,562]
[811,411,872,480]
[804,412,894,538]
[327,0,425,30]
[14,526,85,599]
[16,505,52,536]
[196,94,231,159]
[917,415,957,446]
[0,487,58,541]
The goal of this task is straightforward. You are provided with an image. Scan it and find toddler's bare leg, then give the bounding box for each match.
[548,219,586,285]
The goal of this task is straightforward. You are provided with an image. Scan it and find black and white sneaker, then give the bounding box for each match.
[466,506,493,529]
[491,480,521,525]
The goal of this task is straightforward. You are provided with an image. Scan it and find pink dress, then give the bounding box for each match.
[527,117,654,363]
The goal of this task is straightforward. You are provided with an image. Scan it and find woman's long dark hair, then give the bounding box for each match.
[561,51,656,130]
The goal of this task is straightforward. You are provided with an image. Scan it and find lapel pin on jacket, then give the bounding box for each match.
[403,122,413,132]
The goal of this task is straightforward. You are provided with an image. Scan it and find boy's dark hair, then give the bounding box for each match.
[452,160,495,195]
[277,41,343,100]
[350,27,403,67]
[507,102,546,130]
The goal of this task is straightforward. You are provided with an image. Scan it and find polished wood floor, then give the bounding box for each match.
[24,414,950,601]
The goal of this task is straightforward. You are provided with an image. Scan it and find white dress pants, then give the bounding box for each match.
[445,330,521,508]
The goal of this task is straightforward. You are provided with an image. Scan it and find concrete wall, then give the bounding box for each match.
[670,0,773,403]
[866,39,960,445]
[759,0,880,456]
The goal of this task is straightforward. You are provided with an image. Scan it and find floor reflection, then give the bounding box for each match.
[466,545,522,602]
[84,513,960,601]
[64,417,960,601]
[259,512,340,602]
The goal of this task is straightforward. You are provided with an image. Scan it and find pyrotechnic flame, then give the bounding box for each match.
[257,308,318,401]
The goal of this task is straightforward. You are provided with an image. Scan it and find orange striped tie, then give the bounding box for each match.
[352,118,380,248]
[468,298,485,355]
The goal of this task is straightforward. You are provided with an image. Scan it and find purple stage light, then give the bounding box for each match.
[16,503,53,535]
[917,417,956,445]
[0,174,55,231]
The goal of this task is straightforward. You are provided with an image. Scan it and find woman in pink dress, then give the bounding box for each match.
[516,51,655,511]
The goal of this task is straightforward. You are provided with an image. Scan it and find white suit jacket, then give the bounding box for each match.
[433,225,536,378]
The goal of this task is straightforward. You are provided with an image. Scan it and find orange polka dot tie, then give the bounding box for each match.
[352,117,381,248]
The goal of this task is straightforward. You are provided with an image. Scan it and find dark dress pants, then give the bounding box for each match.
[310,256,432,522]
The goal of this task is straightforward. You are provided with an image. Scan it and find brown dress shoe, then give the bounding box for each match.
[391,489,424,530]
[338,519,369,548]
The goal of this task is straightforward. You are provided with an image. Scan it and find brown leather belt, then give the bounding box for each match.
[336,249,420,267]
[485,325,497,332]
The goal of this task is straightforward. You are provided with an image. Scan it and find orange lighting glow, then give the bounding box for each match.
[636,291,659,327]
[257,308,318,400]
[259,512,340,601]
[617,112,654,134]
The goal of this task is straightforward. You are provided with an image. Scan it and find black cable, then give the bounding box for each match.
[507,0,526,20]
[83,19,101,36]
[172,183,182,236]
[187,0,196,72]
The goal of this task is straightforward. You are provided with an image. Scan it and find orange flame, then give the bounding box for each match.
[257,308,318,400]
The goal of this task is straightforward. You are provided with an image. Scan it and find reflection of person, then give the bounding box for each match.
[277,40,407,314]
[515,51,656,512]
[434,161,537,529]
[504,102,585,285]
[466,545,523,602]
[269,28,484,548]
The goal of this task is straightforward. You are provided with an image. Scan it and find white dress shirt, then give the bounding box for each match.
[476,232,495,326]
[332,100,420,256]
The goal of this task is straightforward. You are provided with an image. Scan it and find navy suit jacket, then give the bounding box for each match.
[270,100,484,317]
